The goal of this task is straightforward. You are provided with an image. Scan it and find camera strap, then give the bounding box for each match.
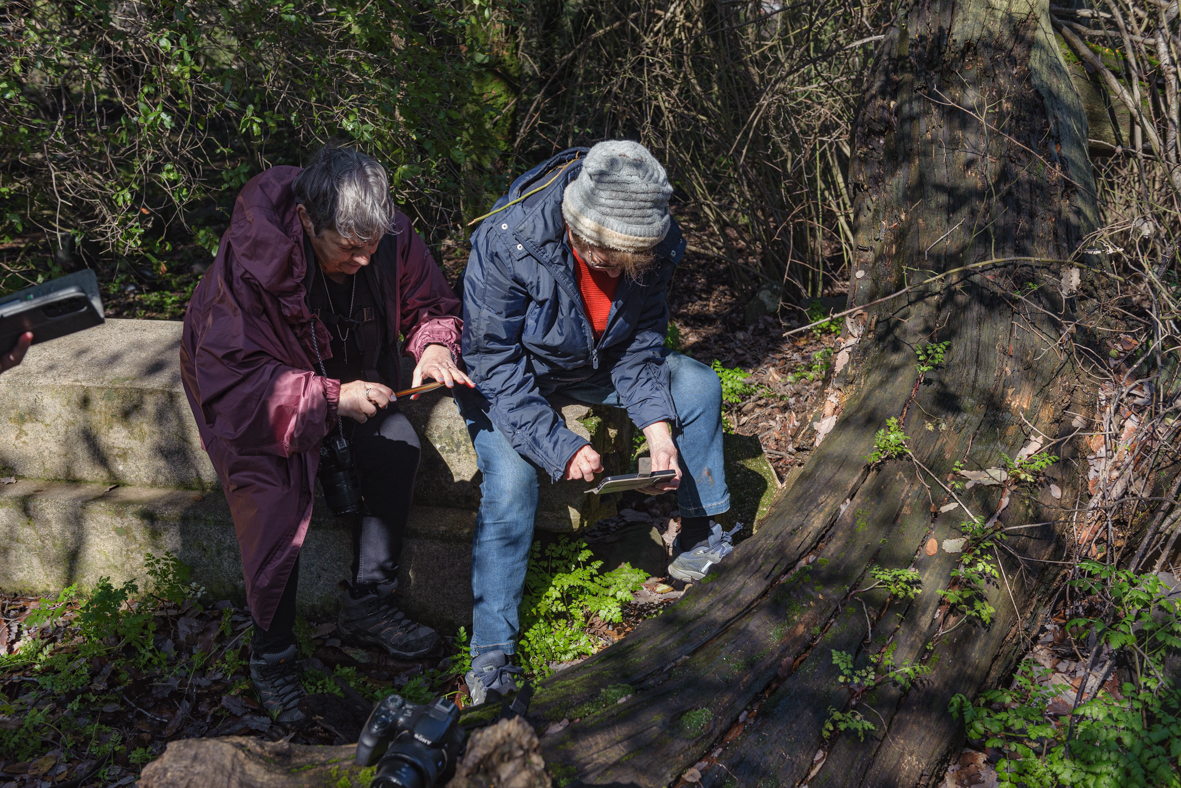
[308,316,347,440]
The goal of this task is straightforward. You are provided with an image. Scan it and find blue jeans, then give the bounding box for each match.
[457,351,729,656]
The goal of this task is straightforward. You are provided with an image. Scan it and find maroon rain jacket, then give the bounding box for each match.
[179,166,462,630]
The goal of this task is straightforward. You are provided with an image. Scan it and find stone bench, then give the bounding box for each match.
[0,319,632,630]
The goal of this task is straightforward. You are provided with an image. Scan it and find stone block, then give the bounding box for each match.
[0,319,630,531]
[0,478,477,632]
[0,319,217,489]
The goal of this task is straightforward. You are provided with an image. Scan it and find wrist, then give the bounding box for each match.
[642,421,673,442]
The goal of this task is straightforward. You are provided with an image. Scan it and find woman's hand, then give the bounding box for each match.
[640,421,682,494]
[411,344,474,399]
[565,445,604,482]
[0,332,32,375]
[339,380,394,423]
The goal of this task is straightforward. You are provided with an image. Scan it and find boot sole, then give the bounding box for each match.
[667,563,708,582]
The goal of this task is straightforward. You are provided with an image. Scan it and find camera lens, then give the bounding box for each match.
[371,759,426,788]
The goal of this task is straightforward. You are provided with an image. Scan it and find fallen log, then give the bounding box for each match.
[525,1,1148,785]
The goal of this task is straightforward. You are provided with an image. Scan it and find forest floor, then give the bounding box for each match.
[0,218,1090,788]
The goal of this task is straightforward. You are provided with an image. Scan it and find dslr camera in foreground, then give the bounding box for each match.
[356,694,466,788]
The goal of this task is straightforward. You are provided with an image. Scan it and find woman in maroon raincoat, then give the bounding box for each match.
[180,146,471,722]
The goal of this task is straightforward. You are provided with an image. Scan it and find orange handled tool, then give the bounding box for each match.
[394,381,446,398]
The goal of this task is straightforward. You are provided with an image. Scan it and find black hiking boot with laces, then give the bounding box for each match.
[337,582,440,659]
[249,644,307,724]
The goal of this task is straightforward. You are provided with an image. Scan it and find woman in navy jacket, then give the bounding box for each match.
[458,141,738,702]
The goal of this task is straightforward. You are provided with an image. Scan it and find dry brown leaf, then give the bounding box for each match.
[925,538,939,556]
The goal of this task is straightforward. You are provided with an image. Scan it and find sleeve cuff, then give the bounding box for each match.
[406,318,463,363]
[324,377,341,431]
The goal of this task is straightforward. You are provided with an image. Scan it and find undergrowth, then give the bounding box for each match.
[519,539,648,677]
[951,561,1181,787]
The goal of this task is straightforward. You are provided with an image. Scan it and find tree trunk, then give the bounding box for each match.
[530,1,1106,785]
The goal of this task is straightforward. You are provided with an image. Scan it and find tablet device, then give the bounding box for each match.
[0,269,105,355]
[586,468,676,495]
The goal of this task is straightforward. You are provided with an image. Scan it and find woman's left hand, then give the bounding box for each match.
[412,344,475,399]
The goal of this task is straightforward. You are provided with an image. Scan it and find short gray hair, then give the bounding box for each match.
[292,145,395,243]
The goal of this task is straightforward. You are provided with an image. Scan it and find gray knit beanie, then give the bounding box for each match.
[561,140,672,252]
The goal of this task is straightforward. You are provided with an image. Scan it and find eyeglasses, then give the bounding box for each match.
[567,227,622,272]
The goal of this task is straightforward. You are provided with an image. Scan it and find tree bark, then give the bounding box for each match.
[529,1,1106,785]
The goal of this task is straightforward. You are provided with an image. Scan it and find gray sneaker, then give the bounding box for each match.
[249,644,307,724]
[337,583,440,659]
[668,522,743,582]
[464,650,524,706]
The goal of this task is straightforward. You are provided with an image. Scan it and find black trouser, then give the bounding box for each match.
[252,407,421,655]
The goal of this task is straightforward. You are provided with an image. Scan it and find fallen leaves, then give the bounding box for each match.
[925,538,939,556]
[941,538,967,554]
[957,468,1008,487]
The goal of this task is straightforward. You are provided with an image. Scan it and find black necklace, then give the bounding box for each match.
[319,265,356,362]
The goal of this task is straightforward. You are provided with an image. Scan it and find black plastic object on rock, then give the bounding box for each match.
[0,269,104,355]
[356,694,467,788]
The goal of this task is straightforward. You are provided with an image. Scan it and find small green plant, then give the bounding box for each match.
[785,347,834,383]
[937,520,1003,628]
[294,615,317,659]
[854,509,869,533]
[823,707,876,741]
[711,360,763,404]
[518,539,647,677]
[664,321,682,352]
[129,747,156,766]
[437,627,473,682]
[1004,451,1059,484]
[866,418,909,464]
[857,566,922,601]
[144,551,195,604]
[806,300,842,336]
[915,341,949,374]
[833,650,877,689]
[833,647,930,691]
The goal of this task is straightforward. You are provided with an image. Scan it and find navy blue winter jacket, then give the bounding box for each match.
[461,148,688,481]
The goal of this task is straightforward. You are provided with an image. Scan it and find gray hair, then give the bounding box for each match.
[292,145,395,243]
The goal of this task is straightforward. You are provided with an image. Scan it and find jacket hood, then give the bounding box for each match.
[224,166,313,325]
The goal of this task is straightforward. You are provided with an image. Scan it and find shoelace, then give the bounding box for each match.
[484,662,524,690]
[707,523,744,556]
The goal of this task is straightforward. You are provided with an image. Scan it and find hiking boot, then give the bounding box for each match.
[337,582,440,659]
[464,650,524,706]
[249,644,307,724]
[667,522,743,583]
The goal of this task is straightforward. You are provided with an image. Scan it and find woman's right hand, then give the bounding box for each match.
[338,380,394,423]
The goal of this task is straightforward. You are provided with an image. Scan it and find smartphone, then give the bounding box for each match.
[0,269,105,355]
